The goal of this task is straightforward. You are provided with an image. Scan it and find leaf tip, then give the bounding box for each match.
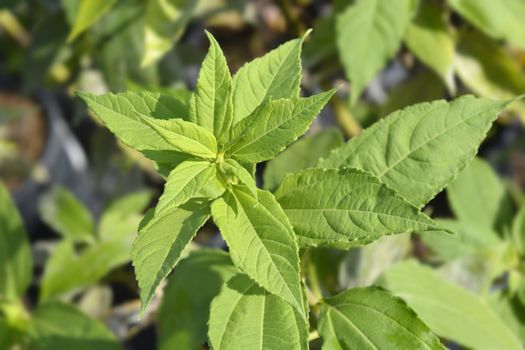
[204,29,218,45]
[302,28,313,40]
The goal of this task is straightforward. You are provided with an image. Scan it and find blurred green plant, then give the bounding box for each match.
[38,186,152,302]
[0,183,121,350]
[304,0,525,132]
[383,156,525,348]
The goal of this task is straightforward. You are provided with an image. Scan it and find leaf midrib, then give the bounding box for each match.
[229,100,316,156]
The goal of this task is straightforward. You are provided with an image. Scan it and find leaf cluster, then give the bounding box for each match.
[78,30,512,348]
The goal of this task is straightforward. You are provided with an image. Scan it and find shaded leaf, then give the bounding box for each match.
[220,159,257,199]
[447,157,513,233]
[208,274,308,350]
[339,234,411,289]
[379,70,446,117]
[263,128,344,192]
[158,249,237,350]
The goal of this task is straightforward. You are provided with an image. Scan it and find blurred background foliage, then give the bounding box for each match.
[1,0,525,349]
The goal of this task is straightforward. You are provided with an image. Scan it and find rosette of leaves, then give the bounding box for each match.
[79,30,511,348]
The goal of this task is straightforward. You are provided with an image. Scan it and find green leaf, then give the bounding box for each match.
[383,260,522,350]
[67,0,117,42]
[220,159,257,199]
[98,190,153,242]
[404,0,455,92]
[158,249,237,350]
[226,90,335,164]
[263,128,344,192]
[490,291,525,342]
[137,112,218,159]
[319,286,444,350]
[455,29,525,100]
[39,187,94,242]
[448,0,525,49]
[154,160,217,215]
[29,301,119,350]
[208,274,308,350]
[0,315,17,350]
[320,95,510,208]
[211,186,306,319]
[142,0,197,66]
[336,0,415,105]
[0,184,32,300]
[189,31,233,141]
[447,157,513,233]
[132,200,210,315]
[77,91,189,159]
[420,219,503,261]
[512,205,525,256]
[275,168,442,248]
[231,37,304,124]
[40,240,131,301]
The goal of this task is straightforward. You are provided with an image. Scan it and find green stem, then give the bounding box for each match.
[331,92,362,138]
[307,259,323,301]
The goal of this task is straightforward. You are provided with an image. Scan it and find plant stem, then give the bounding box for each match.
[308,330,320,341]
[330,92,362,138]
[319,80,362,138]
[307,259,323,301]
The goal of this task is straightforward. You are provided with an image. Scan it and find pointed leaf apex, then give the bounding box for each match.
[302,28,313,40]
[204,29,218,45]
